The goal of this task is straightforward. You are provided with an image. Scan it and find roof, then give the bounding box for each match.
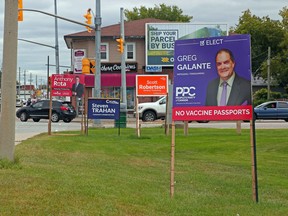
[64,18,172,48]
[21,85,35,90]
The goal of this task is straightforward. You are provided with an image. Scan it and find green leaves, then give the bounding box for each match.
[233,7,288,89]
[124,4,192,22]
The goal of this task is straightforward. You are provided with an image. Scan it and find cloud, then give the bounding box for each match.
[0,0,286,86]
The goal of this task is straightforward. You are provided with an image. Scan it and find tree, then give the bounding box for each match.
[232,8,288,89]
[279,6,288,29]
[232,9,285,77]
[259,7,288,89]
[124,4,192,22]
[273,7,288,90]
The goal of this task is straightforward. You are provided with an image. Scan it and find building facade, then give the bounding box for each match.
[64,18,173,110]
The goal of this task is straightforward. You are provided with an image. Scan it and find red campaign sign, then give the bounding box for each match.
[51,74,85,97]
[172,105,253,121]
[52,74,74,89]
[51,74,85,89]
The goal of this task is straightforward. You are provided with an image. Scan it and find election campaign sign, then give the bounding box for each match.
[51,74,84,97]
[172,34,253,121]
[88,98,120,120]
[136,75,168,96]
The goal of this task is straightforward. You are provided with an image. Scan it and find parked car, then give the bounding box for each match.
[134,96,209,123]
[254,101,288,122]
[16,98,22,107]
[16,99,76,123]
[135,96,167,122]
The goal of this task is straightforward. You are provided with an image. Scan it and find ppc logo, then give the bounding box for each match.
[175,86,196,97]
[200,40,205,46]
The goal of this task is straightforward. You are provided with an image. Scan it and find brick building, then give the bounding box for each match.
[64,18,173,110]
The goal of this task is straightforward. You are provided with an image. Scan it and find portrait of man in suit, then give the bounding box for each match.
[72,76,84,98]
[205,48,251,106]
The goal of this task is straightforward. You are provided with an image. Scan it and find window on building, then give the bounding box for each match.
[101,43,109,61]
[101,87,135,109]
[126,43,135,61]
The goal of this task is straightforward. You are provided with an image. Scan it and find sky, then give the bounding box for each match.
[0,0,287,86]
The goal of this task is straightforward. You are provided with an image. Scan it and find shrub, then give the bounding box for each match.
[253,88,284,106]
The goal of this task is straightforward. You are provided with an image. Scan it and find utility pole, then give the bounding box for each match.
[0,0,18,161]
[267,46,271,100]
[47,56,50,99]
[120,8,127,109]
[94,0,101,99]
[36,75,38,89]
[29,72,32,97]
[54,0,60,74]
[93,0,102,126]
[18,67,21,98]
[0,65,2,90]
[24,70,26,99]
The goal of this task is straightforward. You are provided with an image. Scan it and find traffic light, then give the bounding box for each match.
[82,58,90,74]
[84,9,92,33]
[116,38,124,53]
[90,59,95,74]
[18,0,23,21]
[82,58,95,74]
[48,76,51,85]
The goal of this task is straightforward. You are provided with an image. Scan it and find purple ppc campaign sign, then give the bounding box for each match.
[172,34,253,121]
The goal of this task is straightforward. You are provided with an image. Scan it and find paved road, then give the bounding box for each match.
[14,117,288,145]
[15,119,82,144]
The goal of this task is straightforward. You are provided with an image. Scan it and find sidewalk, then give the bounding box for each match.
[15,132,40,145]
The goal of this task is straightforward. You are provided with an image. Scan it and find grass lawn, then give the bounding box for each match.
[0,127,287,215]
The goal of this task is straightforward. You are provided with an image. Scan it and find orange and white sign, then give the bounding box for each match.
[136,75,168,96]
